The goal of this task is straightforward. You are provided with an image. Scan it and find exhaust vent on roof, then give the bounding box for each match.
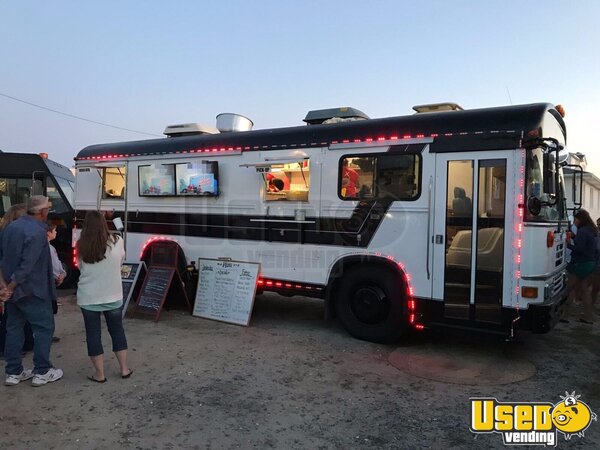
[164,123,220,137]
[216,113,254,133]
[412,102,464,114]
[303,107,369,125]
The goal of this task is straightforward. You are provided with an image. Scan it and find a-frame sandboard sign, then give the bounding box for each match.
[134,240,191,322]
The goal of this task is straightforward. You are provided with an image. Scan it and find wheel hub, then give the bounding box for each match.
[351,285,390,324]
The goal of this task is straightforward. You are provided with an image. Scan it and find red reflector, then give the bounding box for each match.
[547,231,555,248]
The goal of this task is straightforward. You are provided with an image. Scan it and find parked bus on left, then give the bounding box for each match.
[0,151,78,287]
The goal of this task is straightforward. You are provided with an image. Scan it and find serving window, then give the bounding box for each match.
[262,159,310,202]
[339,153,421,201]
[102,167,126,199]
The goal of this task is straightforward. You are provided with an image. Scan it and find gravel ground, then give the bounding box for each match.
[1,290,598,449]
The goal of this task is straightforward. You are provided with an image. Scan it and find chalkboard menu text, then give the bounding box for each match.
[135,266,175,321]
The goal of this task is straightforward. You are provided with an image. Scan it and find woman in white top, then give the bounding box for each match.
[76,211,132,382]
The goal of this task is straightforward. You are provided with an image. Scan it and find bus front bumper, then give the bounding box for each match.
[521,289,569,333]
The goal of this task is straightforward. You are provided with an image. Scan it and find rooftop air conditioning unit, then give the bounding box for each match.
[412,102,464,113]
[303,107,369,125]
[163,123,220,138]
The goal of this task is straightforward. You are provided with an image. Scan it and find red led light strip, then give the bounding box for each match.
[139,236,178,259]
[72,246,78,268]
[514,151,525,298]
[376,254,421,330]
[137,238,421,328]
[76,130,518,161]
[257,277,323,293]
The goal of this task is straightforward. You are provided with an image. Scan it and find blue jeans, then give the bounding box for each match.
[81,307,128,357]
[4,296,55,375]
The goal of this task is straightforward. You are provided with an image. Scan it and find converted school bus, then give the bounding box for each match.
[73,102,570,343]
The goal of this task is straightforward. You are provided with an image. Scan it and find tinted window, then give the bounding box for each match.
[339,153,420,200]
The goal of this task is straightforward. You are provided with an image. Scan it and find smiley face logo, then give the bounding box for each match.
[551,392,597,440]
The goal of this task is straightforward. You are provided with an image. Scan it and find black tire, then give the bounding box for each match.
[335,265,408,343]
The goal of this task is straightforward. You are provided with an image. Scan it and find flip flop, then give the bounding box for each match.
[122,370,133,379]
[87,375,107,383]
[576,318,594,325]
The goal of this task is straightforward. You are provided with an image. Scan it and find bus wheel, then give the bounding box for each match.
[335,266,407,343]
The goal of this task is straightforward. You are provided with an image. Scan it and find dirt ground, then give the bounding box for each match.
[1,290,599,449]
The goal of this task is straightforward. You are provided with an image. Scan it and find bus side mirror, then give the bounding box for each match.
[573,169,583,209]
[543,152,553,194]
[527,196,542,216]
[32,180,43,196]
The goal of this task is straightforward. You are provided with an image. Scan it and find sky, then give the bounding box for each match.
[1,1,599,171]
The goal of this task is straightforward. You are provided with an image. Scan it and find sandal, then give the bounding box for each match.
[122,370,133,379]
[576,318,594,325]
[87,375,107,383]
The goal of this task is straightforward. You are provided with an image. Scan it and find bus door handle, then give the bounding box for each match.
[435,235,444,244]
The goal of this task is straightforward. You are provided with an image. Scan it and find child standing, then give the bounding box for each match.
[47,223,66,287]
[47,223,66,342]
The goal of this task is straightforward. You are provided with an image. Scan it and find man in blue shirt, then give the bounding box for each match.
[0,196,63,386]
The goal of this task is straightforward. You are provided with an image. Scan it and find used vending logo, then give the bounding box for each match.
[470,392,597,446]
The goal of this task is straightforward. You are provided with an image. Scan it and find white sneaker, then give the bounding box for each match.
[31,368,63,387]
[5,369,34,386]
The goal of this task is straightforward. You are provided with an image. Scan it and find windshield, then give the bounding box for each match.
[54,176,75,207]
[46,177,72,214]
[525,148,567,221]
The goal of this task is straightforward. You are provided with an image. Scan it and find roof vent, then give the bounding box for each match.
[412,102,464,114]
[303,107,369,125]
[216,113,254,133]
[164,123,220,138]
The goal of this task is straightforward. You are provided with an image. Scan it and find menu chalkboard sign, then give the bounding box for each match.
[192,258,260,326]
[135,266,175,321]
[121,261,146,318]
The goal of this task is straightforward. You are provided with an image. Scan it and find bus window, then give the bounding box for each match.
[102,167,126,199]
[0,177,34,214]
[339,157,375,199]
[339,154,421,200]
[376,154,420,200]
[525,148,564,221]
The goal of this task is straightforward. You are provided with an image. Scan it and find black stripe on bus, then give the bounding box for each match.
[76,199,393,248]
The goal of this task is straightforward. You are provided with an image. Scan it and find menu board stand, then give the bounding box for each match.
[192,258,260,326]
[134,266,190,322]
[121,261,147,318]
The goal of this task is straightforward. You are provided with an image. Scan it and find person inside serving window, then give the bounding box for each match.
[266,173,288,192]
[341,159,360,198]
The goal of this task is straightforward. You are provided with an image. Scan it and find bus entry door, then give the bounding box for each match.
[432,156,507,324]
